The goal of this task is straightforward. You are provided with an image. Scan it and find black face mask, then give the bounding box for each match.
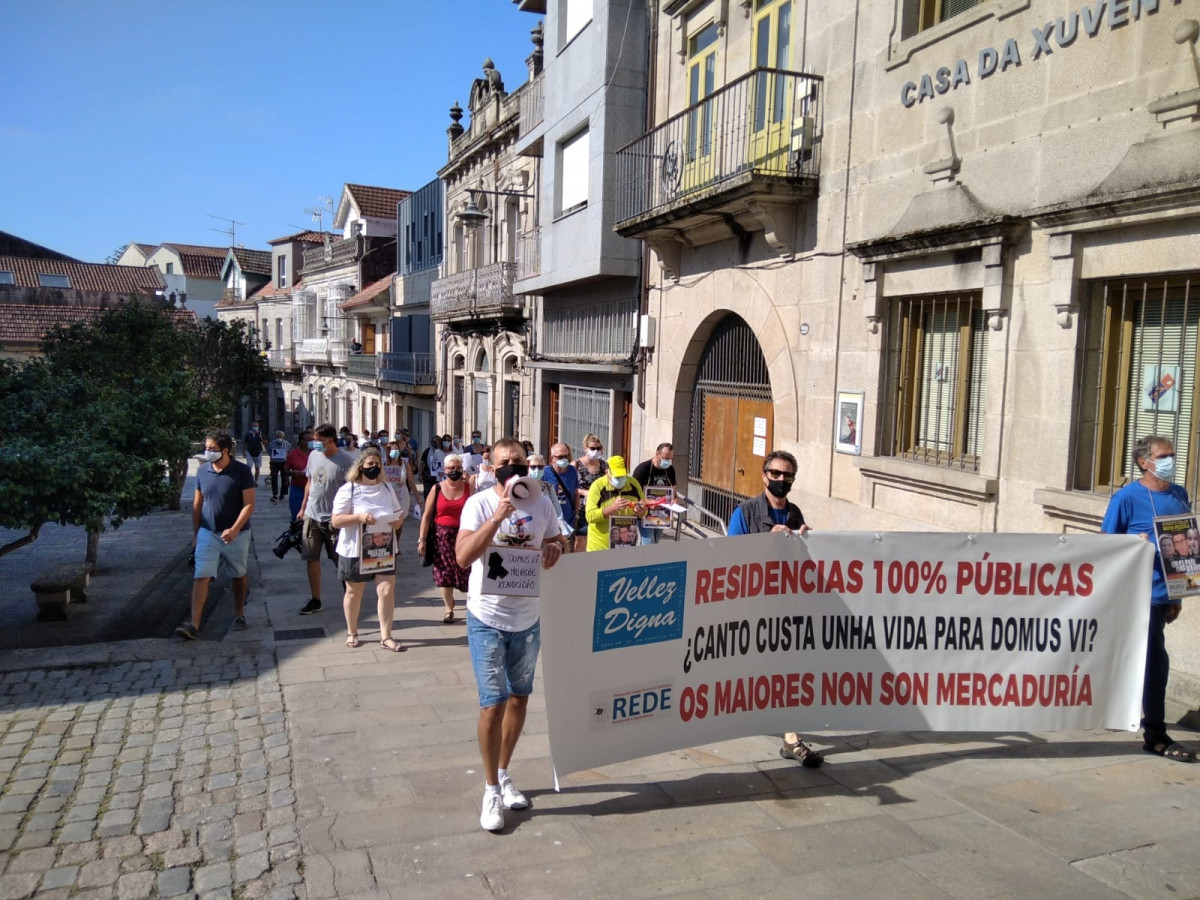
[766,479,792,499]
[362,466,381,481]
[495,463,529,484]
[446,470,464,481]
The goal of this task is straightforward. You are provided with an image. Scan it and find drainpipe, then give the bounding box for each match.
[825,0,861,499]
[637,0,658,412]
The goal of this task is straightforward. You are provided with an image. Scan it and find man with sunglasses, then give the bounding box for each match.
[726,450,822,767]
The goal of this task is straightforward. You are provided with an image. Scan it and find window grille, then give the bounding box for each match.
[919,0,980,30]
[559,386,612,459]
[881,292,988,470]
[1072,272,1199,495]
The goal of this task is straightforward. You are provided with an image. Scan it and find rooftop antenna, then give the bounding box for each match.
[207,214,245,246]
[303,196,335,236]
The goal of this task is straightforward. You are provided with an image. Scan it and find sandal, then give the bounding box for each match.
[380,637,406,653]
[780,738,825,769]
[1143,737,1196,762]
[346,635,362,649]
[443,611,456,624]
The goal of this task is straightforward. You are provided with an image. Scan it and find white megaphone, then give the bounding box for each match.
[505,475,543,511]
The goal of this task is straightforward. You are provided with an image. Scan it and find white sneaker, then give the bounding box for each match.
[480,790,505,831]
[499,775,529,810]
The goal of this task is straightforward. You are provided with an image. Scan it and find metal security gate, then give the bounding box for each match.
[689,315,772,529]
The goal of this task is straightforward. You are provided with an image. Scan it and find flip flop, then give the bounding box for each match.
[346,636,362,649]
[380,637,406,653]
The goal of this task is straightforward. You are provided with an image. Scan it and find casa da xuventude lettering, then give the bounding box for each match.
[900,0,1162,107]
[539,532,1153,777]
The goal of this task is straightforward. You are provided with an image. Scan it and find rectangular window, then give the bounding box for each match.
[0,271,14,285]
[165,262,174,275]
[1072,272,1200,494]
[881,291,988,470]
[562,0,592,47]
[278,254,287,289]
[918,0,981,31]
[559,128,590,214]
[37,273,71,288]
[558,385,612,461]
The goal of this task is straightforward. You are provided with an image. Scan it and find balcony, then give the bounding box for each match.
[430,262,523,324]
[517,72,544,157]
[294,337,349,366]
[516,228,541,281]
[346,353,378,382]
[301,237,360,272]
[265,348,297,371]
[379,352,436,387]
[614,68,822,269]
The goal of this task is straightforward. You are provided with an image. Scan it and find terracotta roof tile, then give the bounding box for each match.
[339,274,392,310]
[0,257,164,293]
[345,184,411,220]
[230,248,272,276]
[159,243,230,280]
[0,303,197,348]
[268,231,336,246]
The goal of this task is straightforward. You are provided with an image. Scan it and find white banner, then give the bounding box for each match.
[540,532,1153,779]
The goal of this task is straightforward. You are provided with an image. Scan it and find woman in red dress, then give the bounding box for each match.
[418,453,471,623]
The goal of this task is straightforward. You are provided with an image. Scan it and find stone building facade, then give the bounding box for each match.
[617,1,1200,696]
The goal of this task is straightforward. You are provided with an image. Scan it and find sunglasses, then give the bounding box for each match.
[765,470,795,482]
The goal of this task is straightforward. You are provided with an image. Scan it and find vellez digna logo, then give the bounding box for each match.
[592,562,686,652]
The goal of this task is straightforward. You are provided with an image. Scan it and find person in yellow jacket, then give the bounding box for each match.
[584,455,647,551]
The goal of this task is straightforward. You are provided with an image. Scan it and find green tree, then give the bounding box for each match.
[0,302,270,566]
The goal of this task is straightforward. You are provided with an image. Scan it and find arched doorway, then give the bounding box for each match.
[688,314,773,529]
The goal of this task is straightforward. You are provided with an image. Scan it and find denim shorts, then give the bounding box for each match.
[466,612,540,708]
[193,528,250,580]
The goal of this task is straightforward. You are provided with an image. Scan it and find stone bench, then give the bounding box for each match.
[30,563,90,621]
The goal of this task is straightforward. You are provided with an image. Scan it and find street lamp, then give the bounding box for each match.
[455,187,533,230]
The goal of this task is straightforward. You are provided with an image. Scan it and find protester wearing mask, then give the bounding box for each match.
[330,448,406,651]
[1101,435,1196,763]
[472,446,496,491]
[632,442,677,545]
[584,455,646,552]
[382,441,414,537]
[526,454,558,504]
[543,442,579,551]
[572,434,608,552]
[418,453,471,623]
[284,429,313,521]
[724,449,822,768]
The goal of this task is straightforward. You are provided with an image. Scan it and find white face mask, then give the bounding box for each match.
[587,448,601,460]
[204,449,222,463]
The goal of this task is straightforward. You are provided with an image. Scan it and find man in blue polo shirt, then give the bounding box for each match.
[177,431,256,640]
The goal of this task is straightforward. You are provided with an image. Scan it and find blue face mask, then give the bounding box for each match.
[389,449,400,459]
[530,467,544,478]
[611,475,627,489]
[658,458,672,469]
[1152,455,1176,482]
[203,449,222,463]
[309,440,323,450]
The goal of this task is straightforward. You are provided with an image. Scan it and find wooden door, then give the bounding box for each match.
[363,324,376,354]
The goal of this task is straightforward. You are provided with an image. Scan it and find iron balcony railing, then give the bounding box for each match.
[517,228,541,281]
[430,261,521,320]
[614,67,822,224]
[346,353,378,381]
[519,72,544,136]
[379,352,436,386]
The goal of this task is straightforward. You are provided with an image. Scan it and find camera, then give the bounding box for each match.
[272,520,304,559]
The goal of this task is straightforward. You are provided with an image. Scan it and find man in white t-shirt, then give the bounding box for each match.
[455,437,565,832]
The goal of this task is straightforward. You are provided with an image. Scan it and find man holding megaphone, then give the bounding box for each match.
[455,438,566,832]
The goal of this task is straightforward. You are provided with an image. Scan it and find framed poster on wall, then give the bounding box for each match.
[835,391,864,456]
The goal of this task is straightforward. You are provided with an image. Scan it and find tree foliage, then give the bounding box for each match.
[0,302,270,557]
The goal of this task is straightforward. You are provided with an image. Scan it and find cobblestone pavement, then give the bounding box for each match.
[0,653,300,900]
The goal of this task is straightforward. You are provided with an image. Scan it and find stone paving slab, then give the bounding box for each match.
[4,477,1200,898]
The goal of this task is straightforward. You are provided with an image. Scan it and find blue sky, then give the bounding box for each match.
[1,1,542,262]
